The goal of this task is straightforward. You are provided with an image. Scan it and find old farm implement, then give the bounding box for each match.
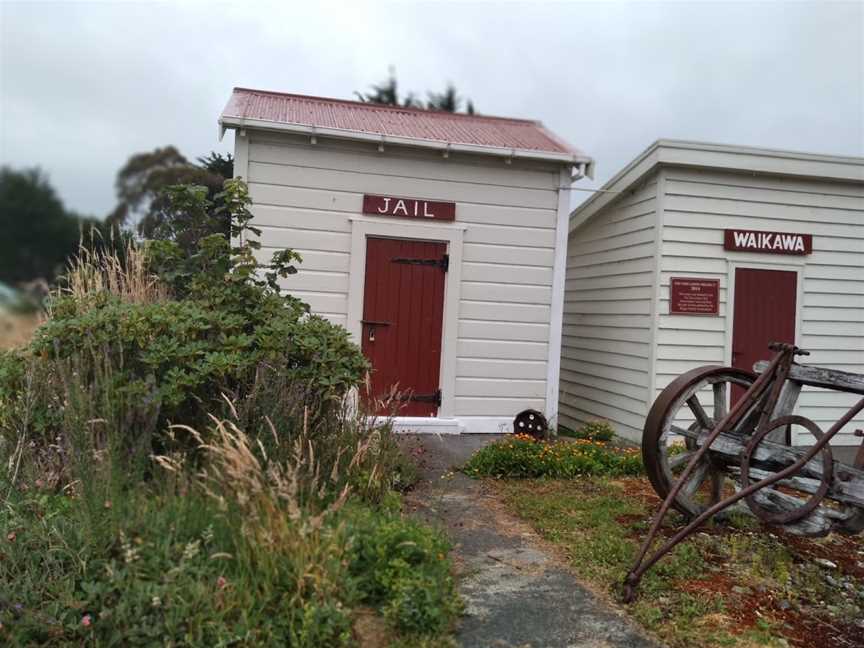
[623,343,864,602]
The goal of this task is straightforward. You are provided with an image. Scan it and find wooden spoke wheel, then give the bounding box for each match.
[643,366,757,518]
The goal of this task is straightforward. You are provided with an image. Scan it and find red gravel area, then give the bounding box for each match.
[613,477,864,648]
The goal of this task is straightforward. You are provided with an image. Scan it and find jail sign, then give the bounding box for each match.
[363,194,456,221]
[724,229,812,255]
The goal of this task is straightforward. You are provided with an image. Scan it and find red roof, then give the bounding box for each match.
[220,88,588,161]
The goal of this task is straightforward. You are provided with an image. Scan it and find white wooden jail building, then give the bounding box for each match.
[219,88,593,434]
[560,140,864,448]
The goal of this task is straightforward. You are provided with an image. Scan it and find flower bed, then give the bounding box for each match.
[463,429,642,479]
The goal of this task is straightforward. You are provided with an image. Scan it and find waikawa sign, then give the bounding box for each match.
[724,229,812,255]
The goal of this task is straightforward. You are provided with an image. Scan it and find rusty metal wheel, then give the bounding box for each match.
[514,409,548,439]
[643,366,757,518]
[741,415,833,526]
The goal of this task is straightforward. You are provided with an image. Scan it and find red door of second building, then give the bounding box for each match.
[731,268,798,399]
[361,237,446,416]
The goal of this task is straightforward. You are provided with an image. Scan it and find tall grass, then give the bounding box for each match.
[1,392,453,646]
[1,237,161,350]
[51,238,168,315]
[233,364,415,504]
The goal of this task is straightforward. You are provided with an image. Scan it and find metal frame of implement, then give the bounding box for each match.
[623,342,864,602]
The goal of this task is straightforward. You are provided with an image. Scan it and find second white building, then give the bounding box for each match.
[560,140,864,448]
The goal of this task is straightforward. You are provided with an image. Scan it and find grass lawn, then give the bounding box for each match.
[495,477,864,648]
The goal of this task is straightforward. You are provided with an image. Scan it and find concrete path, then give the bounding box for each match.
[401,434,659,648]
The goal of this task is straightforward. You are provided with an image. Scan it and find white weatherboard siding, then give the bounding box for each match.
[559,173,658,440]
[244,132,564,430]
[657,167,864,446]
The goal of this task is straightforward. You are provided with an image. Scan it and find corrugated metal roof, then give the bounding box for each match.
[220,88,586,160]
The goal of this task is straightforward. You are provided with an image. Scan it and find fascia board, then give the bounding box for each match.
[219,116,593,166]
[655,141,864,184]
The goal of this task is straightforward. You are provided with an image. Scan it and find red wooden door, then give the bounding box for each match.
[731,268,797,399]
[361,237,446,416]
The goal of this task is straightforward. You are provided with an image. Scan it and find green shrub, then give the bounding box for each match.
[32,179,367,425]
[346,502,460,637]
[0,178,369,490]
[463,433,643,479]
[29,299,365,429]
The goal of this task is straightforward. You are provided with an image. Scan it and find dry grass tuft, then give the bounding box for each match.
[2,238,164,348]
[152,408,366,608]
[54,239,167,311]
[153,405,380,550]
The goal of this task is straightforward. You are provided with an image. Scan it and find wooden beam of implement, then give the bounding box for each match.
[672,425,864,511]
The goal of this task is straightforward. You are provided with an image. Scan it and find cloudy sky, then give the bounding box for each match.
[1,0,862,217]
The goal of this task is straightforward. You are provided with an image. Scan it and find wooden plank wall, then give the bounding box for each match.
[559,174,659,440]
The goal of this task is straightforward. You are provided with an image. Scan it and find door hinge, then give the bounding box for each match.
[401,389,442,407]
[391,254,449,272]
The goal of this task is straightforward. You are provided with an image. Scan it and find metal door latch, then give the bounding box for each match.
[361,320,390,343]
[399,389,442,407]
[391,254,449,272]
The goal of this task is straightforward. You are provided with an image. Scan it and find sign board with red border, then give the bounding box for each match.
[670,278,720,315]
[362,194,456,222]
[724,229,812,255]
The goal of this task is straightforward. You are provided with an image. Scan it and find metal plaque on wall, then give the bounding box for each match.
[670,277,720,315]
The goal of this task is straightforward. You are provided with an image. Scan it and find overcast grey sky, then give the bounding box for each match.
[1,0,862,217]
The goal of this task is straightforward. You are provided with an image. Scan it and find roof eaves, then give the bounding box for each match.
[219,114,592,166]
[654,139,864,183]
[534,123,594,176]
[655,139,864,166]
[569,140,661,233]
[569,139,864,233]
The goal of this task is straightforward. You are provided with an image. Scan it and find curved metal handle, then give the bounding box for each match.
[768,342,810,356]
